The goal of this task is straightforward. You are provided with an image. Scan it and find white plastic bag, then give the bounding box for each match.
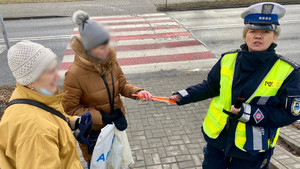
[91,124,115,169]
[118,130,134,168]
[107,129,134,169]
[106,129,124,169]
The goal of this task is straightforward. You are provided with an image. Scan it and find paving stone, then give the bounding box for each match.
[74,70,299,168]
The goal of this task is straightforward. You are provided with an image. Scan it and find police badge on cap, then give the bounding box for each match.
[241,2,286,31]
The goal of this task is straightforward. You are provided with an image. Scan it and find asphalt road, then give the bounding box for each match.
[167,5,300,61]
[1,4,300,86]
[0,17,74,86]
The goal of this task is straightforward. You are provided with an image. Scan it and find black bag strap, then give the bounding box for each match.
[101,72,115,112]
[6,99,69,123]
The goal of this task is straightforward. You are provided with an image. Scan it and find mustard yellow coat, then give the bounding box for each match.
[0,83,83,169]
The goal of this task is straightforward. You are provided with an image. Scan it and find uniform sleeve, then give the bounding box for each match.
[16,133,60,169]
[62,71,103,131]
[236,70,300,127]
[176,58,221,105]
[117,64,143,99]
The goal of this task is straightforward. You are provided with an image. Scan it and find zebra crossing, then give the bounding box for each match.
[59,13,216,77]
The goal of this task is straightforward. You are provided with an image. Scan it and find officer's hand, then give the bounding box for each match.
[230,105,241,115]
[170,94,180,102]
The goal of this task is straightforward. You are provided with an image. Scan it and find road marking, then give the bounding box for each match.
[100,19,174,26]
[59,58,218,75]
[94,15,167,22]
[66,36,197,49]
[6,19,300,44]
[74,22,179,30]
[97,17,172,23]
[59,13,215,77]
[0,45,5,55]
[64,45,209,60]
[0,35,71,43]
[73,28,187,37]
[60,51,213,69]
[72,25,182,34]
[89,13,166,20]
[189,19,300,30]
[65,40,201,55]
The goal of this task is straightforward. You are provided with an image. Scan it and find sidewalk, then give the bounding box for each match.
[76,70,300,169]
[80,70,212,169]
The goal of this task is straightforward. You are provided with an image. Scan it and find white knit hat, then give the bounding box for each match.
[7,40,57,86]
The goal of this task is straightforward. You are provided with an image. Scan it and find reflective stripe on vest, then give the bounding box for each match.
[203,52,294,151]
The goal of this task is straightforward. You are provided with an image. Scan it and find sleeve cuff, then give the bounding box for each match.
[174,90,188,105]
[237,103,251,123]
[177,89,189,97]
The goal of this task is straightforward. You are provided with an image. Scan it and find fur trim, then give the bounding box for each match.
[71,36,117,75]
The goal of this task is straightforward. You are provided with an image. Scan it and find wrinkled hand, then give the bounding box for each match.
[169,94,180,102]
[230,105,241,115]
[138,90,153,101]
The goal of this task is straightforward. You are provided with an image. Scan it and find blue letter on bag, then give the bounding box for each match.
[97,153,105,162]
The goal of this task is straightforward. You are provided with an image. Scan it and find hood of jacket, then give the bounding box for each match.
[71,36,117,75]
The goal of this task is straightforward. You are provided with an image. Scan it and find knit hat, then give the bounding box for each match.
[72,10,110,50]
[7,40,57,86]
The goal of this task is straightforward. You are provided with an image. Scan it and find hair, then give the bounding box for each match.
[242,25,281,39]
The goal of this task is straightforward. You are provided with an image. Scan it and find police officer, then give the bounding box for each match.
[170,2,300,169]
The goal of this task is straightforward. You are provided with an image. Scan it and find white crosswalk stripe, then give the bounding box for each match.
[0,45,6,55]
[60,13,215,78]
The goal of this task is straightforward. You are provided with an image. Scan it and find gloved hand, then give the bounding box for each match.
[101,108,127,131]
[72,112,93,146]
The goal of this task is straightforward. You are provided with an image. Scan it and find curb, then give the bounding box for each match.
[157,1,300,12]
[3,15,68,21]
[270,145,300,169]
[279,127,300,155]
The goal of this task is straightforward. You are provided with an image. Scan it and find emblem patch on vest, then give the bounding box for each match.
[253,109,264,124]
[263,80,282,88]
[291,98,300,116]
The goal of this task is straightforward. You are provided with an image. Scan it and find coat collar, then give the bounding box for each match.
[239,43,277,72]
[11,83,64,107]
[71,36,117,75]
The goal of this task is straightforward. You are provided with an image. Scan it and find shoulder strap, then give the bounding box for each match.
[6,99,69,123]
[221,49,240,57]
[101,72,115,112]
[278,55,299,70]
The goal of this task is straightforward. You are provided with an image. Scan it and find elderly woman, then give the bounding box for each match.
[0,41,84,169]
[62,10,152,166]
[170,2,300,169]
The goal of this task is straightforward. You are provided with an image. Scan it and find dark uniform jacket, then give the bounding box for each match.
[176,43,300,160]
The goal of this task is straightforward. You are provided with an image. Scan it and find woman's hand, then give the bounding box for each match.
[230,105,241,115]
[169,94,180,102]
[137,90,153,101]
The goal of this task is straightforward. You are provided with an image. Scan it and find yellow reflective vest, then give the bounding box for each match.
[203,52,295,151]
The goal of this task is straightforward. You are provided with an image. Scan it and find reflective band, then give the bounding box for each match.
[253,126,263,150]
[257,96,270,105]
[238,103,251,123]
[178,89,188,97]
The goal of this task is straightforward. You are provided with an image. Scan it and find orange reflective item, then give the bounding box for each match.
[132,94,176,104]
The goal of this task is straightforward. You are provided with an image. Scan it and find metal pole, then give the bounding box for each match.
[165,0,168,7]
[0,10,10,49]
